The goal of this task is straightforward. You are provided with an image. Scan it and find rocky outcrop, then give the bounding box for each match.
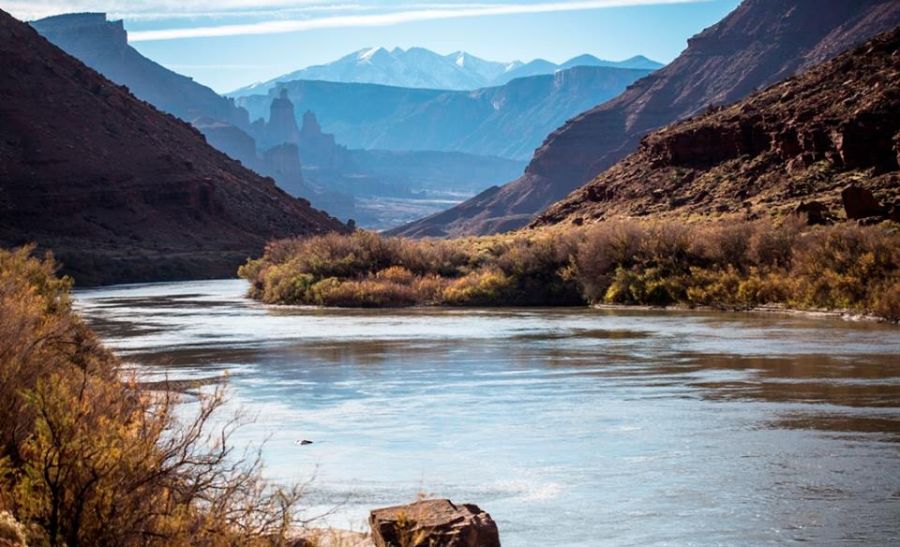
[0,9,346,285]
[391,0,900,237]
[298,111,347,170]
[369,500,500,547]
[261,144,313,198]
[531,29,900,228]
[841,185,891,221]
[263,88,302,148]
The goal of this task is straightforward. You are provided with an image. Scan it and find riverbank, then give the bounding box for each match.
[592,303,895,324]
[240,219,899,321]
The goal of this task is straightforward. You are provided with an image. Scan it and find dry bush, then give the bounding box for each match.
[1,246,304,547]
[790,224,899,314]
[441,268,514,306]
[312,278,419,308]
[240,221,899,319]
[695,223,754,271]
[574,222,645,301]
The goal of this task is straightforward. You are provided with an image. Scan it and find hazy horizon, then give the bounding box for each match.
[9,0,741,92]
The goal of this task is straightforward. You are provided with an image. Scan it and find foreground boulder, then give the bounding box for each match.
[369,499,500,547]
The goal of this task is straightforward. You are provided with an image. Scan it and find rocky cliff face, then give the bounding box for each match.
[0,9,346,285]
[298,111,345,170]
[31,13,250,130]
[390,0,900,237]
[261,89,302,148]
[531,28,900,227]
[261,144,312,198]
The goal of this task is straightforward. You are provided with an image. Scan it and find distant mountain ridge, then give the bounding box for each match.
[389,0,900,238]
[228,47,662,96]
[236,65,653,160]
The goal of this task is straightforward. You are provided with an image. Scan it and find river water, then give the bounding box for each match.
[75,279,900,546]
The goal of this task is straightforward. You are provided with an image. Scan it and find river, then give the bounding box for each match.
[74,279,900,546]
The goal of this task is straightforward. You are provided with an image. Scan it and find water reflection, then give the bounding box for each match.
[75,279,900,546]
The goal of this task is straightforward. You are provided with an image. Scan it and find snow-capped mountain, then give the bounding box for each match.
[228,47,662,96]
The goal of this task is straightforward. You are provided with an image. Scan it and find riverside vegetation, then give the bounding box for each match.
[0,246,305,547]
[240,219,900,320]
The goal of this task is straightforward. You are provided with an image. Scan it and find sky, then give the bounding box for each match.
[7,0,742,93]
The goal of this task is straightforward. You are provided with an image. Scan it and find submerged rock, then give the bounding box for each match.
[369,499,500,547]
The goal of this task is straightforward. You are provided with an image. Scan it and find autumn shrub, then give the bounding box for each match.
[574,222,644,301]
[789,224,899,315]
[241,220,898,319]
[1,246,303,547]
[441,268,515,306]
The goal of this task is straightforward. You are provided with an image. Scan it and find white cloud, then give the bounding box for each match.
[4,1,369,20]
[4,0,708,40]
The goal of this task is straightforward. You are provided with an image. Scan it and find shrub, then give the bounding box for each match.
[239,221,899,319]
[1,247,303,547]
[442,269,514,306]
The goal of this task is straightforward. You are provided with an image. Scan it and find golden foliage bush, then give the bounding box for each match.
[1,246,303,547]
[240,220,899,320]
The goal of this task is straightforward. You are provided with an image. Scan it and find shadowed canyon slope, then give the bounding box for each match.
[532,28,900,227]
[0,9,346,285]
[390,0,900,237]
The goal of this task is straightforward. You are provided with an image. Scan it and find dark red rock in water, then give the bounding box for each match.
[369,499,500,547]
[390,0,900,237]
[0,9,347,285]
[530,29,900,228]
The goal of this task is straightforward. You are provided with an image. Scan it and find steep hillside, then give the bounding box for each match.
[532,28,900,227]
[229,47,661,95]
[32,13,250,130]
[390,0,900,237]
[236,65,652,160]
[0,9,346,285]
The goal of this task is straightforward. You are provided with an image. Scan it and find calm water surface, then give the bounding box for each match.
[75,279,900,546]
